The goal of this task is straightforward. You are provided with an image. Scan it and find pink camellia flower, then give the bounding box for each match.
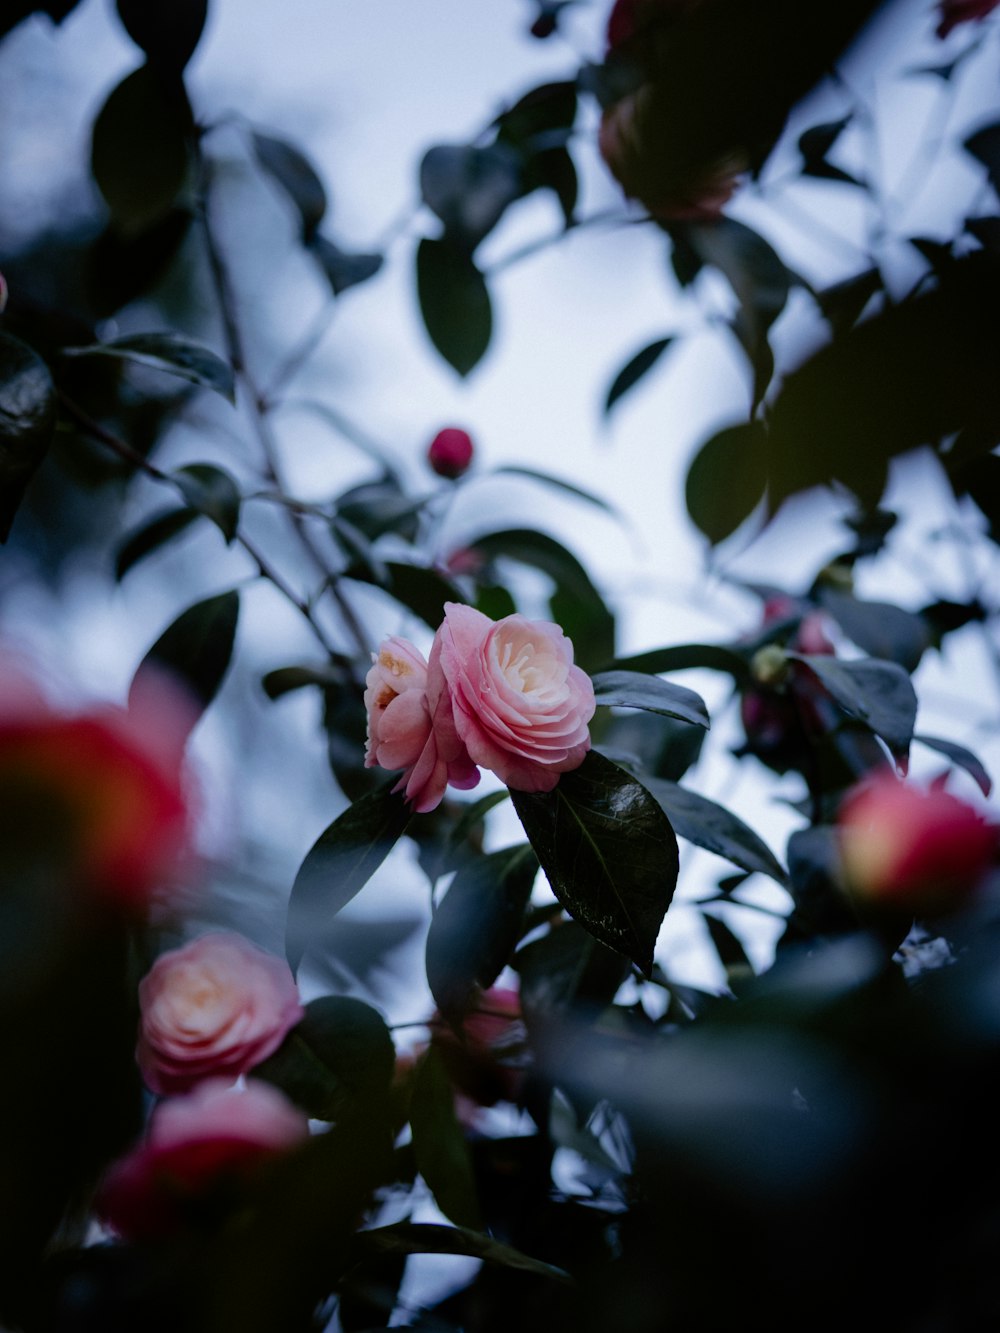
[837,773,999,917]
[427,427,475,480]
[95,1078,309,1242]
[936,0,1000,38]
[364,635,480,813]
[137,931,304,1095]
[434,602,595,793]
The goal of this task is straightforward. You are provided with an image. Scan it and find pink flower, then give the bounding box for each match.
[137,932,304,1095]
[427,427,475,479]
[364,635,479,813]
[431,987,528,1118]
[936,0,1000,37]
[96,1078,309,1241]
[434,602,595,793]
[837,773,998,916]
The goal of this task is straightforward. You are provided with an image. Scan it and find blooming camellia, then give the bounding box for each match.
[96,1078,309,1242]
[137,931,304,1095]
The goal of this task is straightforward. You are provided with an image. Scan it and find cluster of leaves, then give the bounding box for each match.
[2,1,1000,1331]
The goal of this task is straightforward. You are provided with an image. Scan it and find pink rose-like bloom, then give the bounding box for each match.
[137,932,304,1095]
[837,773,999,916]
[435,602,595,793]
[936,0,1000,38]
[364,635,479,813]
[96,1078,309,1242]
[427,427,475,479]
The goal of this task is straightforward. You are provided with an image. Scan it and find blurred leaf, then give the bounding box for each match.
[252,130,328,242]
[358,1221,570,1281]
[115,0,207,74]
[476,583,518,620]
[510,750,678,975]
[87,209,193,317]
[344,559,467,630]
[815,267,882,335]
[526,146,578,226]
[173,462,241,542]
[492,465,621,517]
[641,777,788,884]
[591,669,709,728]
[599,710,707,783]
[335,477,423,542]
[798,116,862,185]
[311,236,384,296]
[789,653,917,756]
[416,237,493,377]
[913,733,993,798]
[685,420,768,544]
[966,215,1000,253]
[819,590,930,673]
[420,142,524,251]
[286,783,412,975]
[332,515,390,584]
[91,66,191,236]
[114,505,198,579]
[64,332,235,401]
[426,844,538,1021]
[701,908,754,977]
[495,79,578,145]
[0,331,57,542]
[606,642,751,681]
[603,337,675,416]
[128,588,240,722]
[253,996,396,1122]
[409,1046,483,1229]
[1,0,83,38]
[964,122,1000,196]
[514,919,630,1029]
[261,663,343,700]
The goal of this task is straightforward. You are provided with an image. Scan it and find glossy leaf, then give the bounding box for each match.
[114,505,198,580]
[416,237,492,377]
[606,642,751,682]
[64,332,235,402]
[252,995,396,1122]
[789,653,918,756]
[914,733,993,798]
[115,0,207,74]
[819,590,930,673]
[311,236,384,296]
[409,1045,483,1229]
[174,463,241,542]
[426,844,538,1021]
[514,918,630,1026]
[591,669,710,729]
[357,1221,570,1282]
[685,420,769,545]
[344,559,467,630]
[603,337,674,416]
[0,331,57,541]
[641,776,788,884]
[128,589,240,724]
[252,131,328,242]
[420,142,523,251]
[286,783,412,974]
[510,750,678,975]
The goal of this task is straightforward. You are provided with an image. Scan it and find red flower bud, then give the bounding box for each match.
[427,427,474,480]
[936,0,1000,38]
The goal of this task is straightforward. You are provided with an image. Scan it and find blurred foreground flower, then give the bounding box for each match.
[96,1078,309,1243]
[137,932,304,1096]
[936,0,1000,37]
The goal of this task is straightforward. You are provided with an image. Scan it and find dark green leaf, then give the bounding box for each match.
[114,505,198,580]
[253,996,396,1122]
[815,267,882,335]
[357,1221,570,1282]
[492,465,621,517]
[426,844,538,1021]
[966,215,1000,254]
[685,420,768,545]
[332,516,390,585]
[641,777,788,884]
[798,116,851,164]
[174,463,241,542]
[261,663,342,700]
[419,142,523,251]
[913,733,993,798]
[286,784,412,975]
[789,653,918,756]
[335,477,423,542]
[64,332,235,401]
[686,217,793,343]
[311,236,384,296]
[701,908,754,977]
[344,559,467,630]
[524,146,578,226]
[86,209,193,317]
[591,669,709,728]
[0,331,56,541]
[598,711,707,783]
[90,66,191,236]
[409,1045,482,1229]
[476,583,518,621]
[510,750,678,975]
[514,918,630,1028]
[605,642,751,682]
[819,590,930,673]
[965,122,1000,197]
[115,0,207,74]
[252,131,328,242]
[128,589,240,725]
[416,237,493,377]
[495,80,578,145]
[603,337,675,417]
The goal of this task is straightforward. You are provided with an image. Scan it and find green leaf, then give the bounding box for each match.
[416,237,492,377]
[252,995,396,1122]
[605,643,751,682]
[419,142,524,251]
[788,653,918,756]
[591,670,709,729]
[509,750,678,975]
[344,559,467,630]
[335,477,423,542]
[90,66,191,236]
[603,337,674,416]
[701,907,754,977]
[64,332,235,402]
[115,0,207,74]
[114,505,198,580]
[311,235,384,296]
[685,420,768,545]
[641,776,788,885]
[286,783,412,975]
[357,1221,570,1282]
[252,130,328,242]
[492,465,621,518]
[514,918,630,1026]
[0,331,57,542]
[174,463,242,542]
[819,590,930,673]
[913,733,993,798]
[128,589,240,723]
[426,844,538,1021]
[797,116,863,185]
[409,1045,483,1229]
[815,267,882,335]
[965,122,1000,198]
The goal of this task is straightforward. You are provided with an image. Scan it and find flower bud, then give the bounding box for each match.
[427,427,474,480]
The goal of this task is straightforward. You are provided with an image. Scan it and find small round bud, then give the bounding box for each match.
[750,644,789,688]
[427,427,474,479]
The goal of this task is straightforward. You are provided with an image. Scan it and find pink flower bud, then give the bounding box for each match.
[432,987,528,1115]
[427,427,474,479]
